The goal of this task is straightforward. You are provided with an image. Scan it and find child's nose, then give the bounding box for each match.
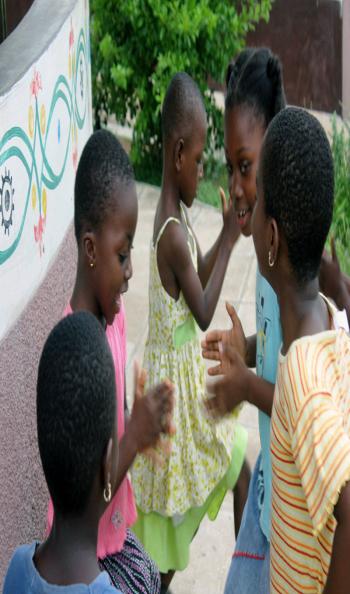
[125,256,133,281]
[232,172,243,201]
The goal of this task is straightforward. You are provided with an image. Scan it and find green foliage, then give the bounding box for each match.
[329,116,350,275]
[91,0,272,184]
[197,158,227,208]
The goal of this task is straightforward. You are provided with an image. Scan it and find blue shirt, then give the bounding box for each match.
[3,542,121,594]
[255,269,282,540]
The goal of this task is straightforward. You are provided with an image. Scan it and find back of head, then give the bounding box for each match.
[74,129,135,242]
[37,311,116,515]
[226,47,286,127]
[162,72,206,146]
[261,107,334,284]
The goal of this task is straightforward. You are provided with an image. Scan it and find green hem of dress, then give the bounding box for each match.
[131,423,248,573]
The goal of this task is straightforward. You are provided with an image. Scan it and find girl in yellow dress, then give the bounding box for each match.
[132,73,249,592]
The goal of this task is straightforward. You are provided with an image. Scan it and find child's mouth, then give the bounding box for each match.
[236,208,250,228]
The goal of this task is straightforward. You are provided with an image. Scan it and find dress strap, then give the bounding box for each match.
[154,217,180,249]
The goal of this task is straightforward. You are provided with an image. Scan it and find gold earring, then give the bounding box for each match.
[103,481,112,503]
[268,250,275,268]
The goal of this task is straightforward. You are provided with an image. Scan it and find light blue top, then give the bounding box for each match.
[255,269,282,540]
[3,542,121,594]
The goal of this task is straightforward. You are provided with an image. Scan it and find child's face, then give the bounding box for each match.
[224,105,265,237]
[179,112,207,207]
[92,184,138,326]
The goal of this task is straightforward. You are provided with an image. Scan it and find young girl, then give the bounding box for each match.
[131,72,249,591]
[46,130,175,594]
[201,48,286,593]
[250,107,350,592]
[4,311,123,593]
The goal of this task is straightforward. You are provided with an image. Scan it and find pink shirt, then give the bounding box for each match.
[47,299,137,558]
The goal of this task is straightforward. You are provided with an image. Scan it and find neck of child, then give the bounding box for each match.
[35,508,100,585]
[276,275,328,355]
[160,160,182,215]
[70,256,104,325]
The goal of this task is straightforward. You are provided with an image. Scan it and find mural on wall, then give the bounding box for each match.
[0,0,92,341]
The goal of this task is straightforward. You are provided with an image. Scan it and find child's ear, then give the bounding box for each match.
[269,218,279,266]
[83,231,96,268]
[174,138,185,172]
[102,437,113,500]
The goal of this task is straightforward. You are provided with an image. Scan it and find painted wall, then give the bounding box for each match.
[0,0,92,342]
[0,0,92,582]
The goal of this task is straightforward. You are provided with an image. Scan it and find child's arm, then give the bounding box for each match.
[161,192,237,331]
[323,481,350,594]
[112,373,175,495]
[205,344,274,417]
[194,188,240,288]
[202,302,274,416]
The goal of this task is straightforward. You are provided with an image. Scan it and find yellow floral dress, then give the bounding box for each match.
[131,207,247,571]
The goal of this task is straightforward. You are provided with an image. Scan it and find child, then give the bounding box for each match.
[47,130,175,594]
[131,72,249,591]
[201,48,286,593]
[4,311,123,593]
[252,107,350,592]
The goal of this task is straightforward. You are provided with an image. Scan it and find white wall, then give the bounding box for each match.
[0,0,92,341]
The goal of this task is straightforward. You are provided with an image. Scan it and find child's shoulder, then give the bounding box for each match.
[3,542,36,593]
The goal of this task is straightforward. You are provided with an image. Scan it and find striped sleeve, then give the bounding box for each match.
[291,388,350,535]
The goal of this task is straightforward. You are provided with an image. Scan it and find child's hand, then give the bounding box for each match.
[319,237,344,303]
[201,302,247,375]
[205,345,250,418]
[220,187,240,247]
[130,362,175,460]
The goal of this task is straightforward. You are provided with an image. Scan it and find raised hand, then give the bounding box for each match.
[130,362,175,465]
[201,302,247,376]
[220,186,240,247]
[205,345,251,418]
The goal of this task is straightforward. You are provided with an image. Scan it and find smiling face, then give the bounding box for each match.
[224,105,265,237]
[178,110,207,207]
[90,183,138,326]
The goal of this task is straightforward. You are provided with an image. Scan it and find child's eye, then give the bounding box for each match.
[240,161,250,175]
[118,253,128,265]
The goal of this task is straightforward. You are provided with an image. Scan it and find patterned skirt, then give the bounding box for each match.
[99,529,161,594]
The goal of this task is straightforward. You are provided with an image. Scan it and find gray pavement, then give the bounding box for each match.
[123,183,259,594]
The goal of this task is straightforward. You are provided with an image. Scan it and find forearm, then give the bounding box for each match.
[199,240,234,330]
[198,229,224,288]
[246,372,275,416]
[323,481,350,594]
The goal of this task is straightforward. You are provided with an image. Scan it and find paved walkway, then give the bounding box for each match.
[123,183,259,594]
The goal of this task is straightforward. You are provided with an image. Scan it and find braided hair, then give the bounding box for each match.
[226,48,286,127]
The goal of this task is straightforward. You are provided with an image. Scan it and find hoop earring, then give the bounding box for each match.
[268,250,275,268]
[103,482,112,503]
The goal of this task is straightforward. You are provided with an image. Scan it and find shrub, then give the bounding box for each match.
[91,0,272,184]
[330,116,350,275]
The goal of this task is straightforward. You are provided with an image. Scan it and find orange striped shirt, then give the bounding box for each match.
[270,324,350,593]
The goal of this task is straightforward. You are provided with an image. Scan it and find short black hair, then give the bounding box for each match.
[162,72,206,145]
[226,47,286,128]
[37,311,116,515]
[261,107,334,284]
[74,129,135,242]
